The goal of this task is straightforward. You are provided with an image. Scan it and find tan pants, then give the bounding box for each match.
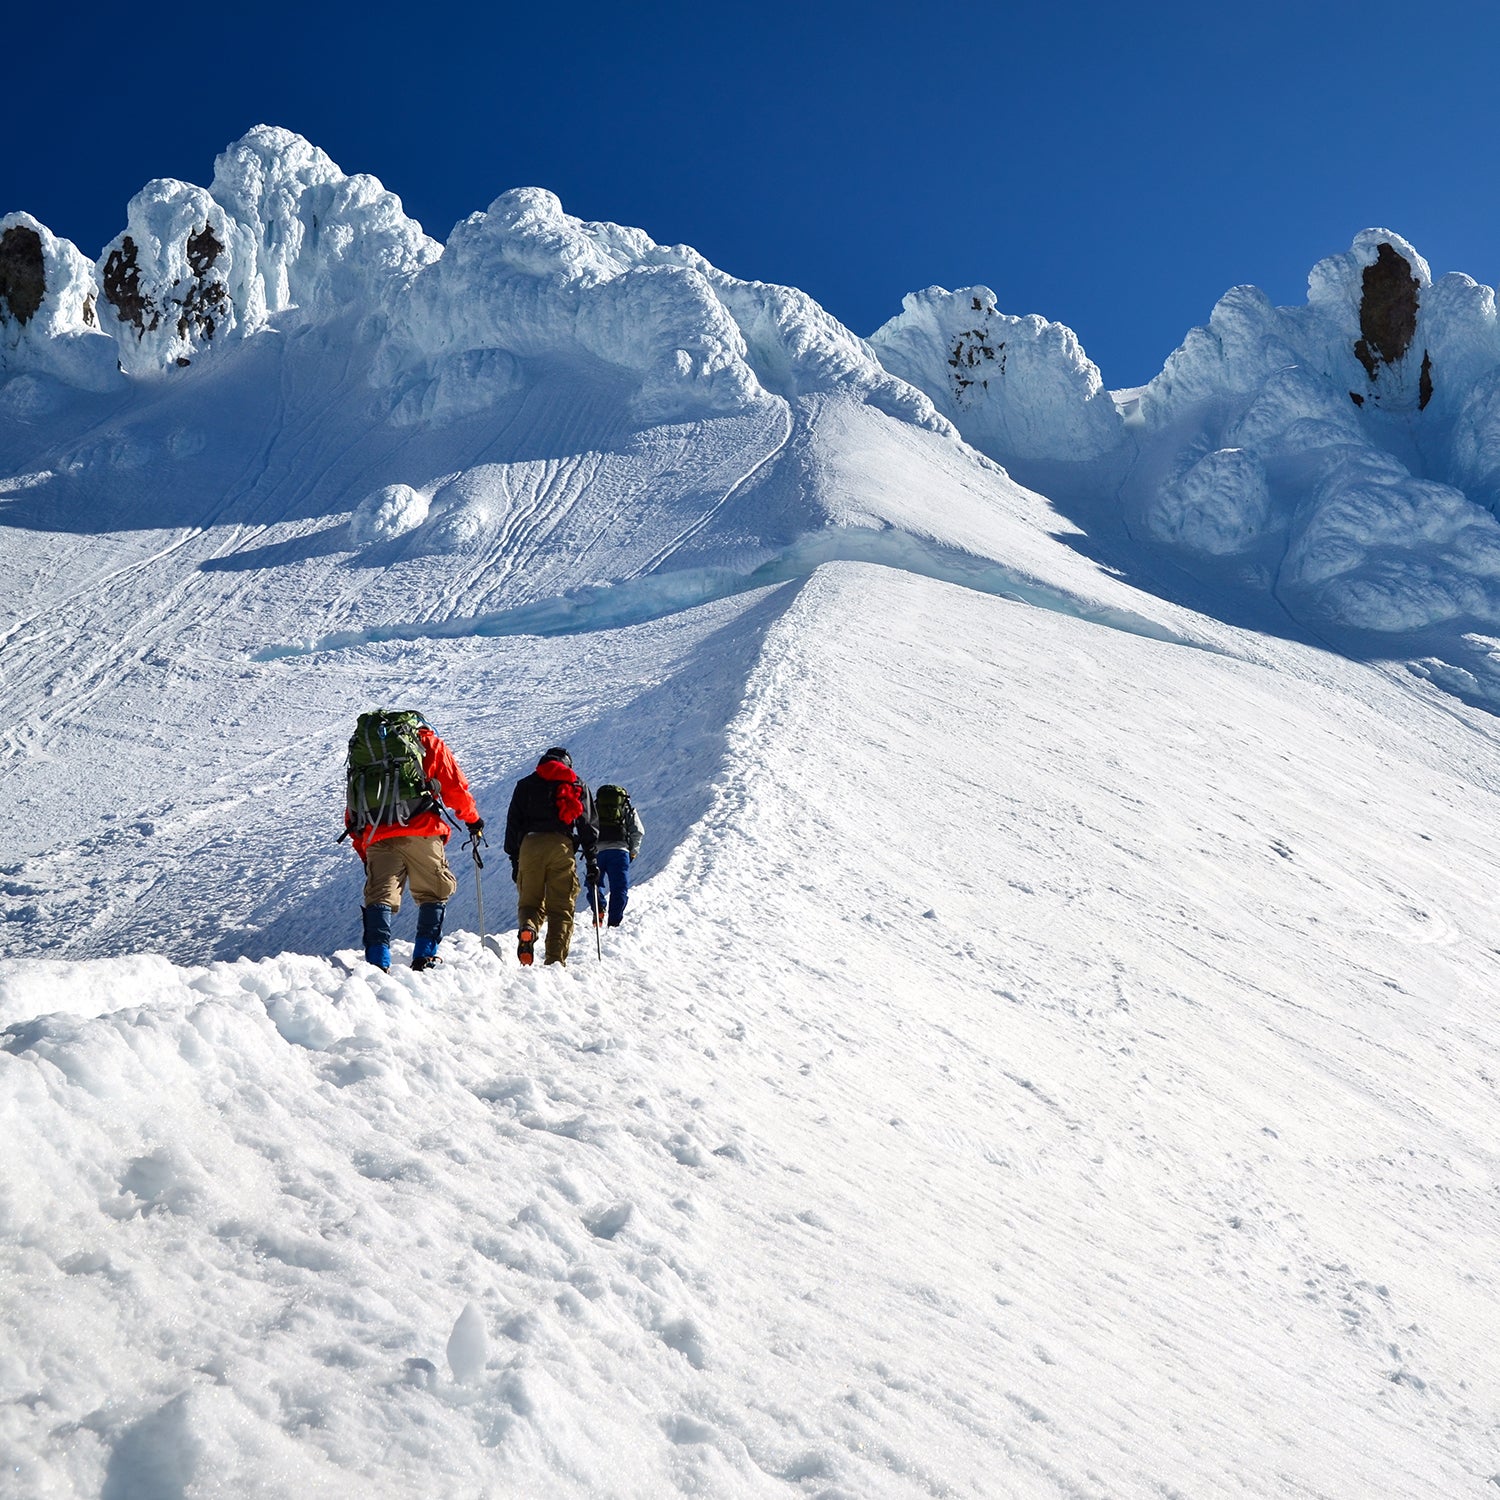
[517,832,579,963]
[363,836,458,911]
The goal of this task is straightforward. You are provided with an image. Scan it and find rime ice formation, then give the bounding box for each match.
[209,126,441,320]
[99,179,258,376]
[868,286,1122,461]
[8,130,1500,651]
[0,213,116,396]
[96,128,439,376]
[879,233,1500,639]
[1127,230,1500,632]
[8,128,948,434]
[377,186,951,428]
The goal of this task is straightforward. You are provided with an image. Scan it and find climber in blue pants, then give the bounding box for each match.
[591,784,643,928]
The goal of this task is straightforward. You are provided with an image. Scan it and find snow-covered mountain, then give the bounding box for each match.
[873,233,1500,702]
[4,129,1500,1497]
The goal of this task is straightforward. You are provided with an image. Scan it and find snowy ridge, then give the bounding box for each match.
[2,127,946,438]
[5,564,1500,1496]
[867,233,1500,680]
[10,127,1500,668]
[378,186,948,430]
[869,286,1121,461]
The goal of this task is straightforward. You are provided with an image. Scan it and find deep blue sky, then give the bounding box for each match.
[6,0,1497,387]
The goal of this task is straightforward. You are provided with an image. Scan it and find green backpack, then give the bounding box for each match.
[595,783,633,841]
[345,710,436,832]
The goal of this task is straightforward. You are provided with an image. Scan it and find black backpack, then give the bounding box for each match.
[346,710,436,832]
[595,783,633,841]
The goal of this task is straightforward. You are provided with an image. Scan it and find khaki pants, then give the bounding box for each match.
[363,836,458,911]
[517,832,578,963]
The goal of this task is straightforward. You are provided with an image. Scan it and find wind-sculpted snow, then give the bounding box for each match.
[97,128,439,376]
[866,232,1500,658]
[0,213,116,396]
[99,179,257,375]
[1124,230,1500,637]
[4,128,947,439]
[868,286,1122,461]
[864,230,1500,659]
[378,186,950,428]
[209,125,441,319]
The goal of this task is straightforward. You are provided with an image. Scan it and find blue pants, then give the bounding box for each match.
[596,848,631,926]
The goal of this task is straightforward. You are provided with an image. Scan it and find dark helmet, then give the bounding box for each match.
[540,746,572,768]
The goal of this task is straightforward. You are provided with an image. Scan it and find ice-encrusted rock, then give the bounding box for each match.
[377,186,952,429]
[84,128,436,377]
[0,213,116,393]
[98,178,259,376]
[868,286,1121,462]
[1120,229,1500,632]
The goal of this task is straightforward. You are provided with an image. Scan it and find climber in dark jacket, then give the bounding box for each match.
[503,747,599,967]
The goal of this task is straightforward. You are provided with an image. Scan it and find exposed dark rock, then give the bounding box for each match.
[173,270,226,343]
[1350,391,1365,407]
[103,236,157,335]
[0,225,46,325]
[186,224,222,278]
[1352,242,1420,380]
[103,225,227,350]
[1419,349,1433,410]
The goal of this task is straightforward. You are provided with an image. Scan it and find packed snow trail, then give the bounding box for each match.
[5,564,1500,1498]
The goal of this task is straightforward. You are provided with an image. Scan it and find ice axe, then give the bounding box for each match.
[450,811,502,959]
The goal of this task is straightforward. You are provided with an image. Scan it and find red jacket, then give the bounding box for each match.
[348,726,480,858]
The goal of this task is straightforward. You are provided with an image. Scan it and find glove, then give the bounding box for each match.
[585,862,602,889]
[466,818,485,840]
[509,858,519,884]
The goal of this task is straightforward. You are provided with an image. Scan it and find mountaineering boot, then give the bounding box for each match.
[412,902,446,971]
[362,904,394,972]
[517,926,536,966]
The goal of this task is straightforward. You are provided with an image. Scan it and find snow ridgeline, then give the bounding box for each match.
[0,126,946,435]
[9,127,1500,647]
[873,233,1500,643]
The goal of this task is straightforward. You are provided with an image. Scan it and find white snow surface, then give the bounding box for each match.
[869,287,1122,462]
[12,126,1500,656]
[875,233,1500,664]
[4,129,1500,1498]
[5,564,1500,1498]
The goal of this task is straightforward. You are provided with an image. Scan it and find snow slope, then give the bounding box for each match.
[5,564,1500,1498]
[6,128,1500,1498]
